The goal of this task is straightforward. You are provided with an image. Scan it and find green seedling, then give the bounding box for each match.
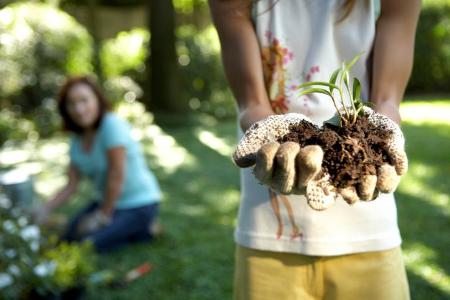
[297,53,366,126]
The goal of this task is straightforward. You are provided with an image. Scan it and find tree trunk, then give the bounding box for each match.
[146,0,183,112]
[87,0,103,81]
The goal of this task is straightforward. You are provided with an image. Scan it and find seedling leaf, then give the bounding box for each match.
[299,88,332,97]
[352,78,361,101]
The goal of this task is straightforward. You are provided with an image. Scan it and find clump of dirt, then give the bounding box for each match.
[278,115,394,188]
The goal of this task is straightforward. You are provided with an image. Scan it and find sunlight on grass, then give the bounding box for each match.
[32,140,70,199]
[211,189,239,211]
[196,129,234,157]
[117,101,197,175]
[38,141,69,161]
[1,100,449,299]
[403,243,450,295]
[397,108,450,299]
[176,203,208,217]
[0,139,70,200]
[398,163,449,212]
[0,148,30,165]
[400,101,450,125]
[142,124,196,175]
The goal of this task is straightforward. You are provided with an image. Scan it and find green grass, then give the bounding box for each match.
[423,0,450,8]
[1,100,449,299]
[88,115,239,299]
[397,101,450,299]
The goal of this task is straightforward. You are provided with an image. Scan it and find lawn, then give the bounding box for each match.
[1,100,449,299]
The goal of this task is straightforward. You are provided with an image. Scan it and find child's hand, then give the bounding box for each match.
[232,108,408,211]
[336,107,408,205]
[233,113,323,195]
[362,106,408,189]
[253,142,323,195]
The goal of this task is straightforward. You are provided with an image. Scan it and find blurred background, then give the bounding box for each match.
[0,0,449,299]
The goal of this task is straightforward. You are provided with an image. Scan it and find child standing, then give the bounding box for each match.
[210,0,421,299]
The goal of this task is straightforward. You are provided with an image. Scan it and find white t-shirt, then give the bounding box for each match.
[235,0,401,256]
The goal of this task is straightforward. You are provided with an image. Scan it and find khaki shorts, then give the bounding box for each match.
[234,245,410,300]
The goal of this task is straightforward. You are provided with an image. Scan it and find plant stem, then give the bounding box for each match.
[345,81,356,115]
[338,71,351,120]
[338,89,351,120]
[330,94,347,124]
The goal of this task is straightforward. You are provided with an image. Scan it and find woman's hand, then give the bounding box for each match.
[35,165,80,225]
[77,210,111,235]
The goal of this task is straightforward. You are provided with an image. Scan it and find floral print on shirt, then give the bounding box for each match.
[261,31,321,116]
[261,31,294,114]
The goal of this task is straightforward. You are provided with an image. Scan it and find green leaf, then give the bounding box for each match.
[339,63,346,90]
[342,69,350,86]
[324,114,341,126]
[352,77,361,101]
[345,51,364,71]
[299,88,332,97]
[329,69,341,92]
[356,106,365,116]
[297,81,339,90]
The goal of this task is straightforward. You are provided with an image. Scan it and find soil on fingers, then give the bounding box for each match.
[278,114,393,188]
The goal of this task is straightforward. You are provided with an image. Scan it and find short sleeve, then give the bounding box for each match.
[101,114,131,150]
[69,136,78,166]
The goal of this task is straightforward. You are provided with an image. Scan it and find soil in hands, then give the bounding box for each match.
[278,114,394,188]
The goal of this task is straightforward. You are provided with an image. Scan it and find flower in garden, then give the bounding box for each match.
[30,240,39,252]
[0,273,13,289]
[18,216,28,227]
[7,265,20,277]
[20,225,40,241]
[0,195,12,209]
[4,249,16,259]
[2,220,17,234]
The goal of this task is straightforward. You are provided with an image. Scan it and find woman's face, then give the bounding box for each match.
[66,83,100,130]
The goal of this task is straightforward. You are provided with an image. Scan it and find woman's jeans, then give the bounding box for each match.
[62,201,159,252]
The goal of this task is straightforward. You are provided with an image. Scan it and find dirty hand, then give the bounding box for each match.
[338,107,408,204]
[233,113,323,195]
[76,210,111,236]
[233,108,408,211]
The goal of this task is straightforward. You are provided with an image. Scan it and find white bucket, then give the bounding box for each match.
[0,168,35,208]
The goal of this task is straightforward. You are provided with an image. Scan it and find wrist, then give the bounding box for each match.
[239,103,274,132]
[372,101,401,125]
[99,205,114,218]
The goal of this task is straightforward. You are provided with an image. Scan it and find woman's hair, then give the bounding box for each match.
[57,76,111,134]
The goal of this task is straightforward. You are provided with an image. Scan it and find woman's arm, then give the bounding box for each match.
[209,0,273,131]
[45,164,80,211]
[100,147,126,217]
[370,0,421,124]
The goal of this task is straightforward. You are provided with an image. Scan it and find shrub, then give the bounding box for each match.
[0,199,96,299]
[99,25,235,118]
[100,28,148,106]
[0,3,93,139]
[177,25,235,118]
[408,1,450,93]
